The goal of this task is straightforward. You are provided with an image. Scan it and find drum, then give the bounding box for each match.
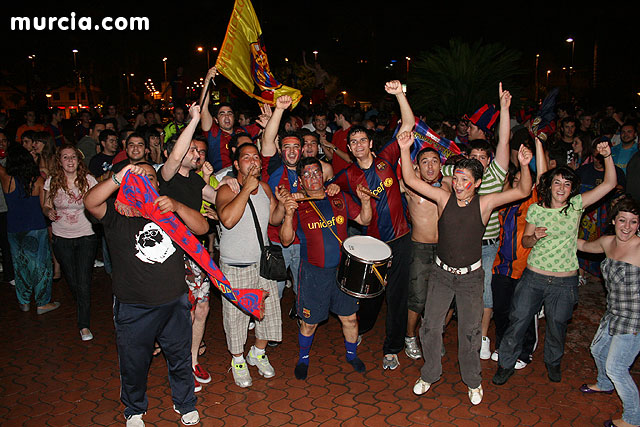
[337,235,392,298]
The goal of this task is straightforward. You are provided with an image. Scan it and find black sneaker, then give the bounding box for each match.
[267,341,281,347]
[347,357,366,373]
[492,366,515,385]
[294,362,308,380]
[546,363,561,382]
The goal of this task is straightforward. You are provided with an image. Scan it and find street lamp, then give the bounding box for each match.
[163,57,168,82]
[546,70,551,87]
[197,46,217,69]
[313,50,318,61]
[535,54,540,101]
[565,37,575,95]
[406,56,411,74]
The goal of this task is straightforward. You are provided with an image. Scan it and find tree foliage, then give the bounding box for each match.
[408,39,523,119]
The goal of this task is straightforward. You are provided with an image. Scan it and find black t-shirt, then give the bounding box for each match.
[89,153,116,178]
[157,167,206,212]
[101,200,187,305]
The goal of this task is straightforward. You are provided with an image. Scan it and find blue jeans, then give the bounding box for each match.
[481,241,499,309]
[274,242,300,299]
[52,234,98,329]
[498,268,578,370]
[591,319,640,425]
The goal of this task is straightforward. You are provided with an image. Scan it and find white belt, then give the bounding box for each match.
[435,256,482,275]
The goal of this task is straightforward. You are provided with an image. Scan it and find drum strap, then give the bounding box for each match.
[308,201,342,245]
[310,200,385,286]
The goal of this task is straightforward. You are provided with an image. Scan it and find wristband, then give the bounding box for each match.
[602,153,611,158]
[112,173,121,186]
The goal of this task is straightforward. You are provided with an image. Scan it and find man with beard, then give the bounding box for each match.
[156,104,219,393]
[215,142,288,387]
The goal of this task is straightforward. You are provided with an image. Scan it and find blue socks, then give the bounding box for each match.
[295,332,314,380]
[345,340,366,372]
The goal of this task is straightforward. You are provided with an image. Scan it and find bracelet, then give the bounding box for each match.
[111,174,121,186]
[602,153,611,158]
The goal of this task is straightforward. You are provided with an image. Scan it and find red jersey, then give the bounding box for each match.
[331,126,351,175]
[204,123,260,172]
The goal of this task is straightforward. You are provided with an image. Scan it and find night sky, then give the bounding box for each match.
[3,1,639,108]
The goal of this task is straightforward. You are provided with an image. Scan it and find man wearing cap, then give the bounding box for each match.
[441,84,512,361]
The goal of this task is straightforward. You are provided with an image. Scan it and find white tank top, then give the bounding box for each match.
[219,183,271,264]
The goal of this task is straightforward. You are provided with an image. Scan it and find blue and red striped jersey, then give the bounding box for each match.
[262,154,300,244]
[292,193,361,268]
[332,150,409,242]
[204,123,260,172]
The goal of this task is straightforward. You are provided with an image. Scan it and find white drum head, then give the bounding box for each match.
[342,235,392,262]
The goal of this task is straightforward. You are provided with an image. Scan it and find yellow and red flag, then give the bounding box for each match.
[216,0,302,108]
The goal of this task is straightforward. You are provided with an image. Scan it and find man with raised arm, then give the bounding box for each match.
[199,67,267,172]
[403,147,448,360]
[155,102,224,394]
[399,130,533,405]
[332,80,414,370]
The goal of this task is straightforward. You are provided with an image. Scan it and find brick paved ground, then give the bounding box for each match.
[1,269,638,426]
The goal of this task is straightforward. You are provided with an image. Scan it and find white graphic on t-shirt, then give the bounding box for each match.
[134,223,176,264]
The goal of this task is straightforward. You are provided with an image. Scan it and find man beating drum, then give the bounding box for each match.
[280,157,373,380]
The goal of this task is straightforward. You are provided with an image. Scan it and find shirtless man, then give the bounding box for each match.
[403,147,448,359]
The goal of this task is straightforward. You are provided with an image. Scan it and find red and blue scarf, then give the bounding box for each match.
[116,170,266,319]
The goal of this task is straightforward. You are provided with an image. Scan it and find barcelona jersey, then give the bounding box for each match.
[332,139,409,242]
[262,154,300,244]
[292,193,361,268]
[204,123,261,172]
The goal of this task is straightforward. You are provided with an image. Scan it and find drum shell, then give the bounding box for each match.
[337,242,392,299]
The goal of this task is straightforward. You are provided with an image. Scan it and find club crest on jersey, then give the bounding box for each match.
[332,198,344,210]
[376,162,387,171]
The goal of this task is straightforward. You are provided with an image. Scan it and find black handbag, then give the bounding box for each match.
[247,198,288,281]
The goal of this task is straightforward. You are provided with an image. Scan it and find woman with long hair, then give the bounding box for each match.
[42,145,98,340]
[577,196,640,427]
[0,144,59,313]
[493,141,617,386]
[31,131,57,178]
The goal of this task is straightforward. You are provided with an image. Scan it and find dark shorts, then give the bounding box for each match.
[297,259,359,324]
[408,242,437,314]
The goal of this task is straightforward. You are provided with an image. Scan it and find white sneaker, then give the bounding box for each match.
[173,406,200,426]
[480,336,491,360]
[126,413,144,427]
[382,354,399,370]
[248,320,255,330]
[80,328,94,341]
[404,336,422,360]
[514,359,528,370]
[246,348,275,378]
[230,360,252,387]
[490,350,499,362]
[413,378,431,395]
[468,385,483,405]
[94,259,104,268]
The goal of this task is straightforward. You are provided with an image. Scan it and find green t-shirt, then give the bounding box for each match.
[526,194,583,272]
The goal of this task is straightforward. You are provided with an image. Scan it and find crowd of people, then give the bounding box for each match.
[1,67,639,427]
